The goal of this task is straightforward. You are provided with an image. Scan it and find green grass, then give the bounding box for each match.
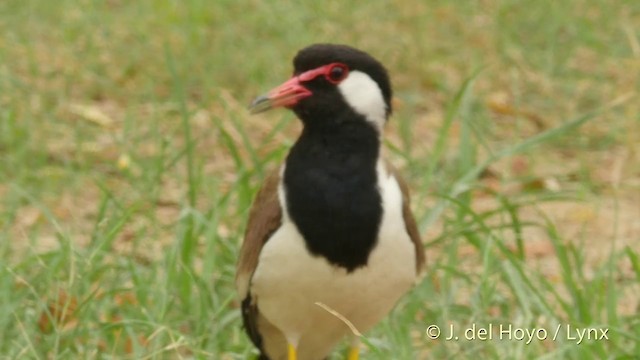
[1,0,639,359]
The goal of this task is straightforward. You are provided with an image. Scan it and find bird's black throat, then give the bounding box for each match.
[283,118,382,272]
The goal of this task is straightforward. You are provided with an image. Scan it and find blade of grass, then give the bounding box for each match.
[164,45,199,303]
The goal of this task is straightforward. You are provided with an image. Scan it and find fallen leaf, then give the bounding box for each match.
[15,206,42,229]
[510,156,530,176]
[38,290,79,333]
[567,205,597,223]
[68,103,116,129]
[124,334,149,354]
[117,153,132,171]
[114,291,138,306]
[486,91,515,116]
[486,91,546,130]
[523,241,555,258]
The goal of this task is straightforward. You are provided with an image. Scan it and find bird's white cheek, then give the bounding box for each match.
[337,71,387,129]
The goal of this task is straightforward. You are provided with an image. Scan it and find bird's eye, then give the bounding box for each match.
[326,64,348,84]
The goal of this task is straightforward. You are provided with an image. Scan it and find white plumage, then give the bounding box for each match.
[250,161,417,360]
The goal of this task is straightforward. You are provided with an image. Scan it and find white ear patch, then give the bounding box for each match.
[337,70,387,129]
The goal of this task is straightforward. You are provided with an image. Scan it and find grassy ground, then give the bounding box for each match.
[1,0,639,359]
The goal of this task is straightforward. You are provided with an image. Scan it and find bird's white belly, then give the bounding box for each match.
[250,164,416,359]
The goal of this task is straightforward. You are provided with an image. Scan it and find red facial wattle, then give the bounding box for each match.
[249,63,349,114]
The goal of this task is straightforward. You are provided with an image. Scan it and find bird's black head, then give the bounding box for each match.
[249,44,393,131]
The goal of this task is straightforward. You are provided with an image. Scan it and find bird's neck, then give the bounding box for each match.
[283,119,383,271]
[300,115,381,159]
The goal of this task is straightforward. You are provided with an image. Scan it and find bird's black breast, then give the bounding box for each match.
[283,123,382,272]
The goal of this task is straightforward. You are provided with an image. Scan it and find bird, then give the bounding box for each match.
[236,44,425,360]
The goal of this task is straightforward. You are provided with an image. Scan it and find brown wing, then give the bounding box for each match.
[236,169,284,355]
[236,168,283,298]
[386,162,426,274]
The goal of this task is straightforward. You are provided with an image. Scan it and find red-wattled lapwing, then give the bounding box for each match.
[236,44,425,360]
